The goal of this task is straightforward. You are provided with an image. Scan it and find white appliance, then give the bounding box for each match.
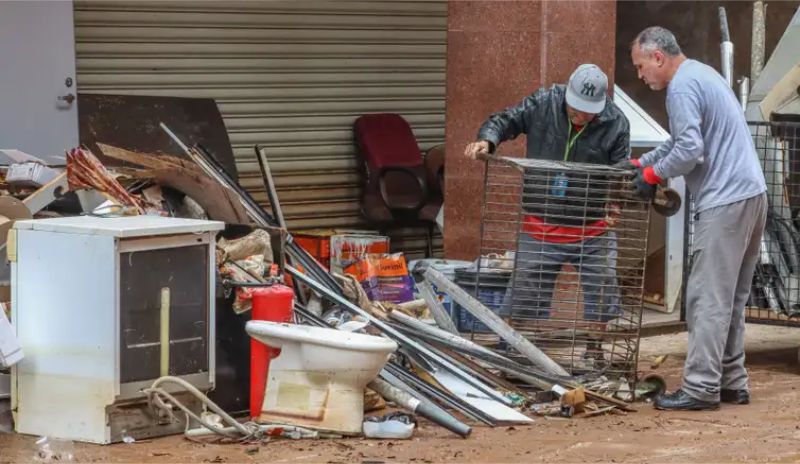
[10,216,224,444]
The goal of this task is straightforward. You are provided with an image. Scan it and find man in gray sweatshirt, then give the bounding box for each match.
[628,27,767,410]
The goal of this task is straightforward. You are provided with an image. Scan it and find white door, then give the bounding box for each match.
[0,0,78,160]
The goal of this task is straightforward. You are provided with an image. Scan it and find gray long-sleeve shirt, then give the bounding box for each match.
[639,59,766,212]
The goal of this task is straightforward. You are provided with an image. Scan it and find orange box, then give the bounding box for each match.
[293,232,333,269]
[330,234,390,273]
[292,229,388,271]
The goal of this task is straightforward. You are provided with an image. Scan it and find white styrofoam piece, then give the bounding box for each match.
[13,215,224,237]
[431,370,534,424]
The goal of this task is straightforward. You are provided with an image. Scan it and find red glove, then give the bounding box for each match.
[641,166,663,185]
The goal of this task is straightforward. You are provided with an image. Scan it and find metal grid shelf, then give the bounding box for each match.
[464,157,651,380]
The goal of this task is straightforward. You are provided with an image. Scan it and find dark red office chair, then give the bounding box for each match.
[353,113,441,256]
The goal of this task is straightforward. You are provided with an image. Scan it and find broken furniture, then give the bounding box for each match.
[245,320,397,435]
[354,113,440,257]
[78,94,239,179]
[474,157,651,381]
[11,216,223,444]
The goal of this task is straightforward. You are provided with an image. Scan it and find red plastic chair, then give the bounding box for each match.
[353,113,441,256]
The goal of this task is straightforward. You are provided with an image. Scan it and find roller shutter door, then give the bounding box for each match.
[74,0,445,257]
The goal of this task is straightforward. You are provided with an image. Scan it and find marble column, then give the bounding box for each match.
[444,0,617,260]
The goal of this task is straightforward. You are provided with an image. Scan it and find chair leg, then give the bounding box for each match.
[426,224,434,258]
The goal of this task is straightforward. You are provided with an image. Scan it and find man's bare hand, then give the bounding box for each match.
[605,202,622,227]
[464,140,491,160]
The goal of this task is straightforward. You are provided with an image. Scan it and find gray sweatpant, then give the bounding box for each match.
[505,232,622,323]
[682,192,767,402]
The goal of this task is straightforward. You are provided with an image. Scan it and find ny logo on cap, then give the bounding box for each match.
[581,82,596,97]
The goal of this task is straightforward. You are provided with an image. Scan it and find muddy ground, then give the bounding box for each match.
[2,323,799,463]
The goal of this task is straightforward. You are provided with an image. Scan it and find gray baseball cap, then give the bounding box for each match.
[565,64,608,114]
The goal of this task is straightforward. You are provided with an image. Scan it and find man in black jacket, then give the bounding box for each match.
[464,64,631,333]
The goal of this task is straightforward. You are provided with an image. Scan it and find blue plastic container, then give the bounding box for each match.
[452,268,511,333]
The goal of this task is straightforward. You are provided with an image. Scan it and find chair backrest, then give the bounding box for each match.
[424,144,445,197]
[353,113,423,169]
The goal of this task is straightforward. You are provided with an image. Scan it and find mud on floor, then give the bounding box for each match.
[1,324,799,464]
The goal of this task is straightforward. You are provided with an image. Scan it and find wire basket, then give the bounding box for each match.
[462,157,651,381]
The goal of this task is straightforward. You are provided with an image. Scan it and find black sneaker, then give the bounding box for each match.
[720,389,750,404]
[654,389,720,411]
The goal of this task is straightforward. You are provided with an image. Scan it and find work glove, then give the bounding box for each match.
[630,166,662,201]
[612,158,642,171]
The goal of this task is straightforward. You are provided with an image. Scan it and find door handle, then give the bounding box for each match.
[57,93,75,104]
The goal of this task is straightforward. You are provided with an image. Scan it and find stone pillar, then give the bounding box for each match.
[444,0,617,260]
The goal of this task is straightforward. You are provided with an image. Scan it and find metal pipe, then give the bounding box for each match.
[719,7,734,88]
[286,264,513,406]
[739,76,750,111]
[255,145,286,230]
[382,363,496,426]
[367,378,472,438]
[751,1,766,83]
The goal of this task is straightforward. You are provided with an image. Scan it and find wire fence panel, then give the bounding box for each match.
[684,121,800,327]
[462,157,651,381]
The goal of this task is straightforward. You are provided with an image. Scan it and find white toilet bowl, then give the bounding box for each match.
[245,321,397,435]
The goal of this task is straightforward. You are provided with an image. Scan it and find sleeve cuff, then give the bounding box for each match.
[643,166,663,185]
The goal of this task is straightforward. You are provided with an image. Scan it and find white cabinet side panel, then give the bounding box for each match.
[14,230,116,443]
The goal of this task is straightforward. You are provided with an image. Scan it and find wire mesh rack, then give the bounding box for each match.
[684,121,800,327]
[459,157,651,381]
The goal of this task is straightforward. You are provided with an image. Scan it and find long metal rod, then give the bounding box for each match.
[255,145,286,230]
[424,266,569,376]
[382,363,496,426]
[159,123,342,295]
[286,264,512,405]
[368,378,472,438]
[719,6,734,88]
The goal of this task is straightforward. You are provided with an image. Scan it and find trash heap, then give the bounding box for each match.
[1,124,662,446]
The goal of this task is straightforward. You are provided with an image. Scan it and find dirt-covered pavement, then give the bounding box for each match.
[2,323,799,463]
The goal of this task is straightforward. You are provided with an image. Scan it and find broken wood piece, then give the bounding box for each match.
[580,389,637,412]
[129,166,249,224]
[416,280,460,335]
[650,354,668,370]
[363,388,386,413]
[424,266,569,376]
[579,405,617,418]
[66,147,147,213]
[97,142,205,175]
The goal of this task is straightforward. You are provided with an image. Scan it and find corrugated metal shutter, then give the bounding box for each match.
[73,0,445,258]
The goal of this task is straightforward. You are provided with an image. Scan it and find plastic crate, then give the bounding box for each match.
[452,268,511,333]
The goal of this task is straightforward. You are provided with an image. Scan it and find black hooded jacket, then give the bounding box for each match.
[477,84,631,226]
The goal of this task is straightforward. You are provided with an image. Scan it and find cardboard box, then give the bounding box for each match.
[6,162,59,188]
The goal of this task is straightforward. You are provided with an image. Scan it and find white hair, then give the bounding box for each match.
[634,26,682,56]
